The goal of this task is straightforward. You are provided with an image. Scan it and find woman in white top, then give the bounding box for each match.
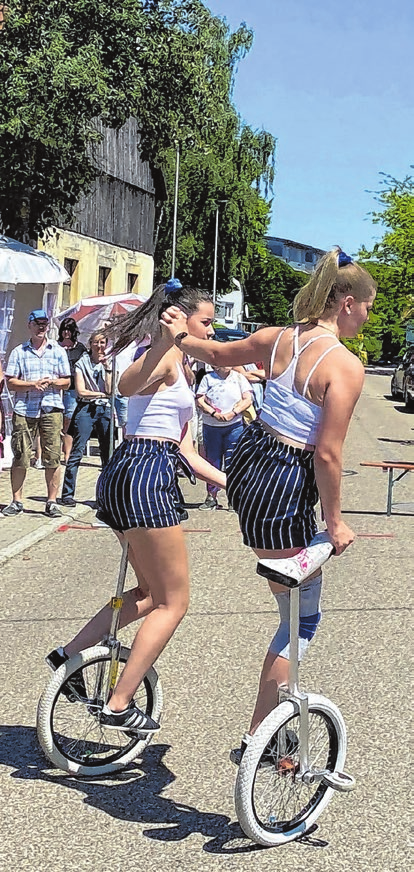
[161,249,376,754]
[46,280,225,735]
[196,365,252,510]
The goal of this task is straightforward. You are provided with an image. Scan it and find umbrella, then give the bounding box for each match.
[54,293,146,344]
[0,235,71,284]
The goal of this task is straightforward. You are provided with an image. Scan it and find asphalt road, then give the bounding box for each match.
[0,373,412,872]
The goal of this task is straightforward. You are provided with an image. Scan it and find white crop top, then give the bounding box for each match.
[260,326,340,445]
[126,362,195,443]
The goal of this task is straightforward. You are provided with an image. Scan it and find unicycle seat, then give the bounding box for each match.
[256,531,334,587]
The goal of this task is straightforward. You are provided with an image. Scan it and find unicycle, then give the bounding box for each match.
[37,543,163,776]
[234,531,355,846]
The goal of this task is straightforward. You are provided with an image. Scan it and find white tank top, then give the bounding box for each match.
[126,362,195,442]
[260,326,340,445]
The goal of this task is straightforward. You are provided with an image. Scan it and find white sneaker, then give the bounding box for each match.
[34,458,44,469]
[257,531,334,587]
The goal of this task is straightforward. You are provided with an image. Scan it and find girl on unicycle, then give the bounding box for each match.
[161,248,376,758]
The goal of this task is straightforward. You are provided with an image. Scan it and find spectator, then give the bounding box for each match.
[58,318,87,463]
[60,330,112,507]
[234,362,266,411]
[196,365,252,510]
[3,309,70,517]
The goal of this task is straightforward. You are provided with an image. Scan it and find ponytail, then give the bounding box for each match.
[293,247,375,322]
[107,282,212,354]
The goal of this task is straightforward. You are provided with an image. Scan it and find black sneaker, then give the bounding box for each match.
[45,501,62,518]
[59,497,76,507]
[46,647,87,702]
[2,500,24,517]
[98,700,160,734]
[230,729,298,767]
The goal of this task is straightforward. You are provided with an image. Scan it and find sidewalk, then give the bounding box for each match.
[0,447,102,565]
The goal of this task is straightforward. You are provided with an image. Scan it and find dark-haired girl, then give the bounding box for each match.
[58,318,87,463]
[47,281,225,735]
[161,249,376,756]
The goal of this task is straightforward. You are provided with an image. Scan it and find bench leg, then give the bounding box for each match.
[387,467,393,516]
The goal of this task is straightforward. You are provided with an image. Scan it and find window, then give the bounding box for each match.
[305,251,313,263]
[98,266,111,296]
[62,258,78,309]
[225,302,234,320]
[127,273,138,293]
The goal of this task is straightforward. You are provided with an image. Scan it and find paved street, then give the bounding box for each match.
[0,373,412,872]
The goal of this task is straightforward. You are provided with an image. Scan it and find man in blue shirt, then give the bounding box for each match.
[3,309,71,518]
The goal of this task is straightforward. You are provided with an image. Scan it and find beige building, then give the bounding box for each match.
[39,118,166,310]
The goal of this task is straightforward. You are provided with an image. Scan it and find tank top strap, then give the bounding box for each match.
[269,327,288,374]
[302,343,341,397]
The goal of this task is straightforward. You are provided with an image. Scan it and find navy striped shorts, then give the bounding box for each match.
[226,420,319,551]
[96,438,195,532]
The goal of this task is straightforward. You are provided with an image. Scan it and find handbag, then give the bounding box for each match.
[242,404,257,426]
[236,371,257,426]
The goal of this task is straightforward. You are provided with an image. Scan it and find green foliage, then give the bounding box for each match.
[358,173,414,360]
[244,245,307,326]
[0,0,255,239]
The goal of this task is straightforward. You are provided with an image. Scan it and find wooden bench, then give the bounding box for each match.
[360,461,414,516]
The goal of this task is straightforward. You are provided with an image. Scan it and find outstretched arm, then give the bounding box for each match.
[179,425,226,489]
[314,355,365,555]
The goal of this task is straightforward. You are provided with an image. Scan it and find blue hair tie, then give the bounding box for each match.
[338,251,353,267]
[165,278,183,294]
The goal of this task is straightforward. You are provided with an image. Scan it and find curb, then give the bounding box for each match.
[0,500,98,566]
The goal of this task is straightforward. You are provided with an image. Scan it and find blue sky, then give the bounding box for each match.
[207,0,414,256]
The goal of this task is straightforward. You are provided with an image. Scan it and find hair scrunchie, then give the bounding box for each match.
[164,278,183,294]
[338,251,353,267]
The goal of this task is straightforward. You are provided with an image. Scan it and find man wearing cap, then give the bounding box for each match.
[2,309,71,518]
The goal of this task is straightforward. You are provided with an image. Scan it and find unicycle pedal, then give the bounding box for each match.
[322,770,356,792]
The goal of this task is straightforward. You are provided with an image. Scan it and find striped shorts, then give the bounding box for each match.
[226,420,319,551]
[96,438,195,532]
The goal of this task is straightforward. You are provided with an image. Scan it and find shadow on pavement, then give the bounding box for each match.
[0,724,260,854]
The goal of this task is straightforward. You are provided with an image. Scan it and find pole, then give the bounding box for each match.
[212,205,219,306]
[109,354,117,459]
[171,144,180,278]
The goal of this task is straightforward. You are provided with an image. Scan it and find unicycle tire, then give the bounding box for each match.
[235,693,347,846]
[37,645,163,776]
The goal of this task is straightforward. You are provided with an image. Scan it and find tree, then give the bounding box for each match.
[0,0,254,240]
[244,245,307,326]
[358,173,414,359]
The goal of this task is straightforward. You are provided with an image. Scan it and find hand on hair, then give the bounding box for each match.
[159,305,188,338]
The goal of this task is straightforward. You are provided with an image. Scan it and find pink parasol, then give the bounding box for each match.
[54,293,146,345]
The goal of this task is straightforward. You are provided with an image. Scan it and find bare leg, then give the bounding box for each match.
[45,466,61,502]
[108,524,189,712]
[62,421,73,465]
[64,533,153,657]
[249,651,289,734]
[11,466,26,502]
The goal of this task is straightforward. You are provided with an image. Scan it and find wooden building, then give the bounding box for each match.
[40,118,166,308]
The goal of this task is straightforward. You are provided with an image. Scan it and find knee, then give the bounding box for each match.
[268,573,322,661]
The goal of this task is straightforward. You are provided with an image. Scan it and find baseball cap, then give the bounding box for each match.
[28,309,49,322]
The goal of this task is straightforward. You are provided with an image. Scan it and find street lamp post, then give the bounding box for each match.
[212,200,227,306]
[171,144,180,278]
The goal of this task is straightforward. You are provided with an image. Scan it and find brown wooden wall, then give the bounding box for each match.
[64,118,163,255]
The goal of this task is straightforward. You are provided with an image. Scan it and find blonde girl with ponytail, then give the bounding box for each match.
[161,247,376,747]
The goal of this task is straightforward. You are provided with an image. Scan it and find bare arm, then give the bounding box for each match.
[233,365,265,382]
[314,355,365,555]
[118,334,176,397]
[74,369,107,401]
[179,425,226,488]
[160,306,279,371]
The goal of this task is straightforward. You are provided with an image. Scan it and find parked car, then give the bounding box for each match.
[390,347,414,407]
[213,327,248,342]
[404,358,414,410]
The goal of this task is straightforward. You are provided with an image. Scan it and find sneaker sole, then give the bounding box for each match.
[98,720,160,735]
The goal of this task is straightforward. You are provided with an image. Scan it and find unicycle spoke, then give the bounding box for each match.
[235,696,347,846]
[37,646,163,776]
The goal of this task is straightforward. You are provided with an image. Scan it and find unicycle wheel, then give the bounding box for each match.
[235,693,347,846]
[37,645,163,776]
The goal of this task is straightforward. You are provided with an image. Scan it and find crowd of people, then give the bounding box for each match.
[0,249,376,753]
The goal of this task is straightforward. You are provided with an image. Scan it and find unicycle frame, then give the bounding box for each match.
[277,580,312,780]
[92,541,129,707]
